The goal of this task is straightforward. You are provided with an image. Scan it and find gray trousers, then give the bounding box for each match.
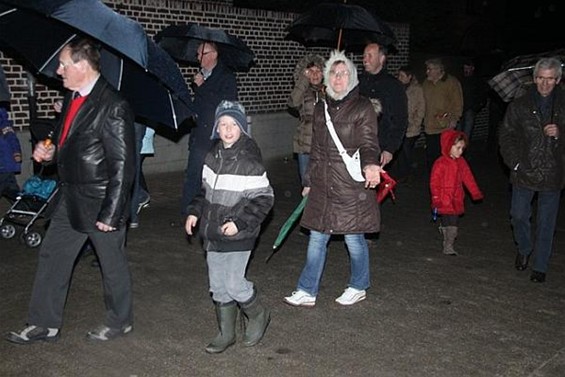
[27,199,133,329]
[207,251,253,304]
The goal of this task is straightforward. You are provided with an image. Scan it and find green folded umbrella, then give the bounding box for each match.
[265,195,308,263]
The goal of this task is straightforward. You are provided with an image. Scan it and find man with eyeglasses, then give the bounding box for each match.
[7,38,135,344]
[499,57,565,283]
[359,42,408,169]
[181,42,238,219]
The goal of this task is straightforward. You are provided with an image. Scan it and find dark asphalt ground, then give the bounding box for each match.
[1,147,564,377]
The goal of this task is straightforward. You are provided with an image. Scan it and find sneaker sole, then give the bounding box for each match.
[6,332,60,345]
[335,294,367,306]
[283,298,316,307]
[86,325,132,341]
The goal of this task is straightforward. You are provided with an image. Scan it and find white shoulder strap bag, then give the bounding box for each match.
[323,102,365,182]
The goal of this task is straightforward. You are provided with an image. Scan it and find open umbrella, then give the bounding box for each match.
[155,23,255,72]
[0,0,194,129]
[488,48,565,103]
[285,2,396,51]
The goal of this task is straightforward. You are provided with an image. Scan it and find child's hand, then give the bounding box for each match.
[185,215,198,235]
[221,221,238,236]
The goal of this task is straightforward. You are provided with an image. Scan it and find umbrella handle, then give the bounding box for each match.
[336,0,347,50]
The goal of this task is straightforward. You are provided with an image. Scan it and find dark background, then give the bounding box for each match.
[235,0,563,66]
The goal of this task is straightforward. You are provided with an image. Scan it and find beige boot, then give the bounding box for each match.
[443,226,458,255]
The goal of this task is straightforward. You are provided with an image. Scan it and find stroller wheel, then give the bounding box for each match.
[0,224,17,239]
[24,231,43,248]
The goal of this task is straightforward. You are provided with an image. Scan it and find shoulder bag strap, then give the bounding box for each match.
[323,101,348,157]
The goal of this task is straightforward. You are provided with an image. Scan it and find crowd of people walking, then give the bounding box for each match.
[1,29,564,357]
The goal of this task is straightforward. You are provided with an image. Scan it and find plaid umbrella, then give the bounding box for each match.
[488,48,565,103]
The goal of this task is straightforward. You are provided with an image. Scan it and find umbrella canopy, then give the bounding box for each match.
[0,0,194,129]
[155,23,255,72]
[285,2,396,51]
[488,48,565,103]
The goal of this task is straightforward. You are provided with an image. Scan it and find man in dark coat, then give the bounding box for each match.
[359,42,408,168]
[7,38,136,344]
[499,57,565,283]
[180,42,238,218]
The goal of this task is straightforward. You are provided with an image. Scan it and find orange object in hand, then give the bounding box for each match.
[43,138,52,147]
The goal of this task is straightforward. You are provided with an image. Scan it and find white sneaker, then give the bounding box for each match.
[283,290,316,307]
[335,287,366,306]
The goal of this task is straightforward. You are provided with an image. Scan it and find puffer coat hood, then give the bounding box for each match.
[324,50,359,101]
[440,129,468,157]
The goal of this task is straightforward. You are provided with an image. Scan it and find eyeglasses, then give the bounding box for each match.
[197,50,215,58]
[58,60,76,69]
[329,70,350,79]
[535,76,557,83]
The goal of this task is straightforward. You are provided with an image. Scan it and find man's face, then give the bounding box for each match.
[363,44,385,74]
[535,68,560,97]
[425,64,443,83]
[197,43,218,70]
[56,47,86,91]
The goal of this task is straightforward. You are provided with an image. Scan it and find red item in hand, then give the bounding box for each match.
[376,171,397,203]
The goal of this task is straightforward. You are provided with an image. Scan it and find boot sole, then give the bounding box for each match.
[205,339,236,353]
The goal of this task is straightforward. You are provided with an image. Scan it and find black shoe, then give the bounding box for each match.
[86,324,132,341]
[530,271,546,283]
[6,325,60,345]
[514,252,530,271]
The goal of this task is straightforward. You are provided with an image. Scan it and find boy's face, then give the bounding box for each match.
[450,140,466,159]
[217,115,242,148]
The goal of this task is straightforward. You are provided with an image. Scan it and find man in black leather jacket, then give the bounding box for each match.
[7,38,136,344]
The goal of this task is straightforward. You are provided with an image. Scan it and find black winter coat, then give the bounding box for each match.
[301,87,381,234]
[499,86,565,191]
[187,135,274,252]
[53,77,135,231]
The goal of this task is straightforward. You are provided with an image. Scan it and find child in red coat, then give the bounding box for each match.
[430,129,483,255]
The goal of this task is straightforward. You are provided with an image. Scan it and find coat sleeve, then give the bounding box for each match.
[460,159,484,201]
[429,159,444,209]
[98,100,135,227]
[380,82,408,154]
[498,102,521,171]
[287,75,309,109]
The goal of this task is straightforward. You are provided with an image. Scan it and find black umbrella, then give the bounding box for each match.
[0,0,194,129]
[285,2,396,51]
[155,23,255,71]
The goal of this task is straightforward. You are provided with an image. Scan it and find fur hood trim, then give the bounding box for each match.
[324,50,359,101]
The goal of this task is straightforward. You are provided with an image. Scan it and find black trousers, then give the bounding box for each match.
[27,198,133,329]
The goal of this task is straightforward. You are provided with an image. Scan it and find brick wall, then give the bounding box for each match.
[0,0,410,128]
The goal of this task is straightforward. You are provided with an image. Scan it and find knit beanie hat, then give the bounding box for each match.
[211,100,249,139]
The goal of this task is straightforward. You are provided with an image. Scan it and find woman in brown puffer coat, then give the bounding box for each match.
[284,50,382,308]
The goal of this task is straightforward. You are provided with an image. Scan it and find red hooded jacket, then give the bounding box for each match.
[430,130,483,215]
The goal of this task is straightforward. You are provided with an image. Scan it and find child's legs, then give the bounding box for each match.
[440,215,459,227]
[0,172,20,200]
[207,251,254,303]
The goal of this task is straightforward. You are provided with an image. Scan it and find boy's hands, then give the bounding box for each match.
[221,221,238,236]
[185,215,198,235]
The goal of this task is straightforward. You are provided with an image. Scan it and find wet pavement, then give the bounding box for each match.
[1,147,564,377]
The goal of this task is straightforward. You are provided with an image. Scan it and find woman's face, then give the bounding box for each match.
[328,62,350,96]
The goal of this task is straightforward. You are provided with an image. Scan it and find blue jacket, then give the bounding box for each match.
[0,109,22,174]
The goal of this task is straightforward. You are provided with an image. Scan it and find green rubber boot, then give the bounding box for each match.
[205,301,237,353]
[240,293,270,347]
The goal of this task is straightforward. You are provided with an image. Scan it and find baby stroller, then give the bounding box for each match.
[0,173,58,248]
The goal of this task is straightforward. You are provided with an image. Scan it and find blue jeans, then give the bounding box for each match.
[510,186,561,273]
[296,231,370,296]
[297,153,310,186]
